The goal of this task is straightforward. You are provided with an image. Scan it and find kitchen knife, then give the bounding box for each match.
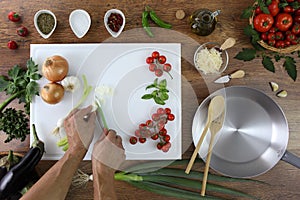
[214,70,245,83]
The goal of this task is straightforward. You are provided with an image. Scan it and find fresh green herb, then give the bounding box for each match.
[234,48,256,61]
[262,55,275,73]
[240,6,254,19]
[142,78,169,105]
[258,0,270,14]
[283,57,297,81]
[0,58,41,142]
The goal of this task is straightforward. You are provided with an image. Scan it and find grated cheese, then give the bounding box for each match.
[195,47,223,74]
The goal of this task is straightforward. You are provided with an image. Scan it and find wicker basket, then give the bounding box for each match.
[249,5,300,54]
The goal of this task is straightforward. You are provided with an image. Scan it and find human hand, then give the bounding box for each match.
[64,105,96,154]
[92,129,125,175]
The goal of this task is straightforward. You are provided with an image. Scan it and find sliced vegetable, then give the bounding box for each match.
[269,81,279,92]
[276,90,288,97]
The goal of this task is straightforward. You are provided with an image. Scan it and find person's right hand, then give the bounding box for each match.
[92,129,125,174]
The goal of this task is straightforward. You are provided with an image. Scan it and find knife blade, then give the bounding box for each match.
[214,70,245,83]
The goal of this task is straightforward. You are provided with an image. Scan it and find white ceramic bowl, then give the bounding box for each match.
[104,9,125,38]
[69,9,91,38]
[34,10,57,39]
[194,42,229,74]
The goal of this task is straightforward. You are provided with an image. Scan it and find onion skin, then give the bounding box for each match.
[41,82,65,104]
[42,55,69,82]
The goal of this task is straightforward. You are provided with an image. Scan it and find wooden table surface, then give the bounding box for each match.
[1,0,300,199]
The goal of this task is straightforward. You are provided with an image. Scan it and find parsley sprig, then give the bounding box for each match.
[0,58,41,142]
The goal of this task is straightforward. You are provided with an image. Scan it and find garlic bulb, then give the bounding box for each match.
[61,76,80,93]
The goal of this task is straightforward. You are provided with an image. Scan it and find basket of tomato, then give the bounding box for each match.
[249,0,300,53]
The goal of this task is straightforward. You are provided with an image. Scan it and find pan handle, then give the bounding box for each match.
[281,151,300,169]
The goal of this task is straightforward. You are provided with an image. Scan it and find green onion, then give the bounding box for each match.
[73,74,93,109]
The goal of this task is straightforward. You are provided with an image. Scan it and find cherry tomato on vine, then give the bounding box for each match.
[275,13,293,32]
[284,40,291,47]
[255,6,262,15]
[149,63,157,72]
[159,128,167,136]
[151,133,159,140]
[158,55,166,64]
[295,9,300,16]
[268,0,279,17]
[269,27,277,33]
[167,113,175,121]
[286,33,296,42]
[157,143,163,150]
[165,108,171,114]
[155,69,163,77]
[146,56,154,64]
[163,135,171,142]
[294,15,300,24]
[139,137,146,143]
[253,14,274,32]
[163,63,172,72]
[152,51,160,59]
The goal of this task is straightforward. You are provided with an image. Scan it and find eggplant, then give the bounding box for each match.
[0,124,44,199]
[0,167,6,182]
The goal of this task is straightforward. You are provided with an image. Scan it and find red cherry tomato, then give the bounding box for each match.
[159,128,167,136]
[294,15,300,24]
[253,14,274,32]
[268,39,276,46]
[292,24,300,35]
[167,113,175,121]
[267,32,276,40]
[7,40,18,49]
[146,56,154,64]
[157,143,163,150]
[149,63,157,72]
[283,6,295,13]
[284,40,291,47]
[275,13,293,32]
[275,40,285,48]
[255,6,262,15]
[158,55,166,64]
[286,33,296,41]
[165,108,171,114]
[8,11,21,22]
[268,0,279,17]
[275,31,284,40]
[151,134,159,140]
[269,27,277,33]
[129,136,138,145]
[155,69,163,77]
[152,51,160,59]
[17,26,28,37]
[139,137,146,143]
[163,135,171,142]
[163,63,172,72]
[260,32,268,41]
[295,9,300,16]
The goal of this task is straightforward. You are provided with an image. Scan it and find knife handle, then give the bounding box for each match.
[230,70,245,79]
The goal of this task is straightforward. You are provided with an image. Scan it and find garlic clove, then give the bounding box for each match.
[276,90,287,98]
[61,76,80,93]
[269,81,279,92]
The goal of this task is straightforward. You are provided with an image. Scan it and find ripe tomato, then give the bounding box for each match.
[295,9,300,16]
[159,128,167,136]
[294,15,300,24]
[253,14,274,32]
[292,23,300,35]
[163,63,172,72]
[283,6,295,13]
[268,39,276,46]
[149,63,157,72]
[129,136,138,145]
[275,31,284,40]
[157,143,163,150]
[16,26,28,37]
[286,33,296,41]
[260,32,268,41]
[275,13,293,31]
[163,135,171,142]
[164,108,171,114]
[268,0,279,17]
[275,40,285,48]
[151,134,159,140]
[155,69,163,77]
[269,27,277,33]
[139,137,146,143]
[7,40,18,49]
[146,56,154,64]
[151,51,160,59]
[284,40,291,47]
[267,32,276,40]
[158,55,166,64]
[255,6,262,15]
[167,113,175,121]
[8,11,21,22]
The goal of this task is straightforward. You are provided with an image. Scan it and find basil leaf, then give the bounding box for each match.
[262,55,275,73]
[240,6,254,19]
[160,92,169,101]
[159,79,167,88]
[283,56,297,81]
[154,97,165,105]
[258,0,270,14]
[234,48,256,61]
[141,94,153,100]
[146,84,156,90]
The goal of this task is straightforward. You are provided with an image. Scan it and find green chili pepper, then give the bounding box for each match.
[148,9,172,29]
[142,11,154,37]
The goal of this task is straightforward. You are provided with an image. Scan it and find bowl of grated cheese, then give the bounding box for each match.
[194,42,228,74]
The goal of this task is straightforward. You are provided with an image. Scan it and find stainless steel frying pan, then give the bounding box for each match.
[192,86,300,178]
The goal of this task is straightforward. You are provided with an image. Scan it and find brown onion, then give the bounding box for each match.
[42,55,69,82]
[41,82,65,104]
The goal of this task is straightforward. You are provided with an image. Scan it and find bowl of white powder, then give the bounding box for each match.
[194,42,229,74]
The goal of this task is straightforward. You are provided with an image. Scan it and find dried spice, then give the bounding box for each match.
[37,13,55,34]
[107,13,123,32]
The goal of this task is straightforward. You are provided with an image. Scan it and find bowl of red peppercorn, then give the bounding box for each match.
[104,9,125,38]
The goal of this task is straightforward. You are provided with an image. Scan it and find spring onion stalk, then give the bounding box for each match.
[95,97,108,129]
[113,159,260,199]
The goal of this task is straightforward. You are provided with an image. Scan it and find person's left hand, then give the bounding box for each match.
[64,105,96,153]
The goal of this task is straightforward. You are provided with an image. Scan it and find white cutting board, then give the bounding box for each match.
[30,43,181,160]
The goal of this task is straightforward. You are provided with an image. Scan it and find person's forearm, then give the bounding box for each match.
[21,149,86,200]
[92,163,117,200]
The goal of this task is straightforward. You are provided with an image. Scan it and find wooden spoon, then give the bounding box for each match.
[185,95,225,174]
[201,96,225,196]
[220,37,236,51]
